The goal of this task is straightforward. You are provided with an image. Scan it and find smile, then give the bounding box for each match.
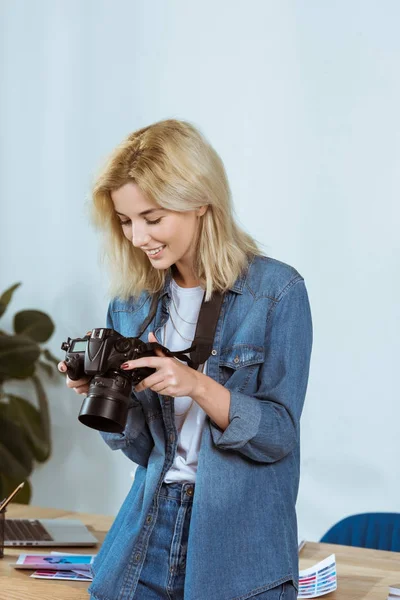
[146,245,166,257]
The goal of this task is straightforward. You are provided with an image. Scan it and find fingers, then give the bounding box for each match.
[58,361,91,396]
[66,374,91,388]
[66,377,90,396]
[72,383,90,396]
[135,373,165,392]
[121,355,169,370]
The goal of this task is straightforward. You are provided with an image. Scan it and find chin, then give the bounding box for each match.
[150,257,173,269]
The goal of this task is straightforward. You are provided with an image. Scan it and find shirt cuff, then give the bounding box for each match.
[209,390,262,450]
[99,431,127,450]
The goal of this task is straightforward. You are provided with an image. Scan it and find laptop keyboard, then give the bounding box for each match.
[5,519,53,542]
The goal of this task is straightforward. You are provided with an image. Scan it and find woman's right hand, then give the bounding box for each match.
[57,361,92,396]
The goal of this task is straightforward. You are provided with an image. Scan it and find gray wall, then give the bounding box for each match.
[0,0,399,543]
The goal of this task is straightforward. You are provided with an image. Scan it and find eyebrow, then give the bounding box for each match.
[115,208,165,217]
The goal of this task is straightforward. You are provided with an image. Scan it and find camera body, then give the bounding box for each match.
[61,328,156,384]
[61,328,159,433]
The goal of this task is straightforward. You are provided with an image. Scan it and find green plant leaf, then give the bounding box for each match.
[0,282,21,319]
[30,375,51,457]
[38,360,53,378]
[0,286,59,503]
[0,334,40,379]
[42,348,62,370]
[14,310,55,343]
[2,394,50,462]
[0,413,33,481]
[0,474,31,505]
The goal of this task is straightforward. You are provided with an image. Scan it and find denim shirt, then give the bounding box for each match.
[89,254,313,600]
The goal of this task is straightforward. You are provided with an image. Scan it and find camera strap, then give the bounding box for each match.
[138,288,225,370]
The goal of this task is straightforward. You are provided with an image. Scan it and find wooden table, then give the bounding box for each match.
[1,504,400,599]
[300,541,400,599]
[0,503,113,600]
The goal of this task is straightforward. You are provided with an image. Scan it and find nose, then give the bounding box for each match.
[130,223,151,248]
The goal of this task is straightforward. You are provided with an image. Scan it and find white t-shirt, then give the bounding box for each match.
[163,278,207,484]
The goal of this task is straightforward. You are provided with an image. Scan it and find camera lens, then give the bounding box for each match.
[78,371,132,433]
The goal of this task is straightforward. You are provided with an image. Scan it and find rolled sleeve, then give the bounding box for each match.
[210,278,313,463]
[210,392,262,448]
[99,397,154,467]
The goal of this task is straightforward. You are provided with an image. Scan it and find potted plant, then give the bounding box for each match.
[0,283,61,503]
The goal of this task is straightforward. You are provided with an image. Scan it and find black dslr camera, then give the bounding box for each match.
[61,328,180,433]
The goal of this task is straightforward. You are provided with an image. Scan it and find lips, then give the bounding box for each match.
[145,245,166,257]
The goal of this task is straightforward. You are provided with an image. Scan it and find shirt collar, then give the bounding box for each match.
[159,254,254,299]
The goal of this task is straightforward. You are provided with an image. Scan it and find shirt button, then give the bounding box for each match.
[186,486,194,496]
[211,349,217,356]
[146,515,153,524]
[134,552,141,562]
[169,432,174,442]
[234,356,240,363]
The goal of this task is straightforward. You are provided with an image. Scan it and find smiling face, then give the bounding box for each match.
[111,182,207,287]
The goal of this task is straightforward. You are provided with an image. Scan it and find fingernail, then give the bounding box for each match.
[121,363,129,369]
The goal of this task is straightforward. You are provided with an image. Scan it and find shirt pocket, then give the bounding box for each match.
[218,344,264,392]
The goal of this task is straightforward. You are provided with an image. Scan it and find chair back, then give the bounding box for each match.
[320,513,400,552]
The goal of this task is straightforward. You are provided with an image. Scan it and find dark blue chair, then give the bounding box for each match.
[320,513,400,552]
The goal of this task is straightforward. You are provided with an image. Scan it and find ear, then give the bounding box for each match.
[197,205,208,218]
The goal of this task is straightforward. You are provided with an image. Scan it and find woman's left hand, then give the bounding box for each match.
[121,332,200,398]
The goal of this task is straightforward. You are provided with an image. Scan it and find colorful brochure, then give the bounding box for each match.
[28,551,94,581]
[12,553,95,571]
[31,569,92,581]
[298,554,337,598]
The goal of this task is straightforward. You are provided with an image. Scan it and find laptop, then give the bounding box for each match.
[1,482,98,547]
[4,517,98,547]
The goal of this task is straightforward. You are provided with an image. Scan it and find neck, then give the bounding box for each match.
[171,264,201,288]
[173,276,201,288]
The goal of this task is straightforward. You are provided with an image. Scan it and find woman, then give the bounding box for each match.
[59,119,313,600]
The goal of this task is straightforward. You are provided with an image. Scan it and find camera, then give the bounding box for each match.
[61,328,167,433]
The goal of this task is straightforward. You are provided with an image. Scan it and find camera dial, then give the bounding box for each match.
[114,339,132,353]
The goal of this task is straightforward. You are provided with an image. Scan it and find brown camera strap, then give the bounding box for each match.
[138,289,225,370]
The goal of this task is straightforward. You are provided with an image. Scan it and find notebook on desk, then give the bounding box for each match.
[4,518,98,547]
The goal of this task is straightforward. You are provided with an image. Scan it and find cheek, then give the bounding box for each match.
[169,218,196,243]
[122,227,131,241]
[156,216,197,248]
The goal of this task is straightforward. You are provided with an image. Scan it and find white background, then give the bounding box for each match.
[0,0,399,543]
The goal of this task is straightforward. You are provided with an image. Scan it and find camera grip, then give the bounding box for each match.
[65,354,86,381]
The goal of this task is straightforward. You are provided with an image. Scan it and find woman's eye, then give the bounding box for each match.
[118,217,162,226]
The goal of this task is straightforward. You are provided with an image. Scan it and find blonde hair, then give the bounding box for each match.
[91,119,265,302]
